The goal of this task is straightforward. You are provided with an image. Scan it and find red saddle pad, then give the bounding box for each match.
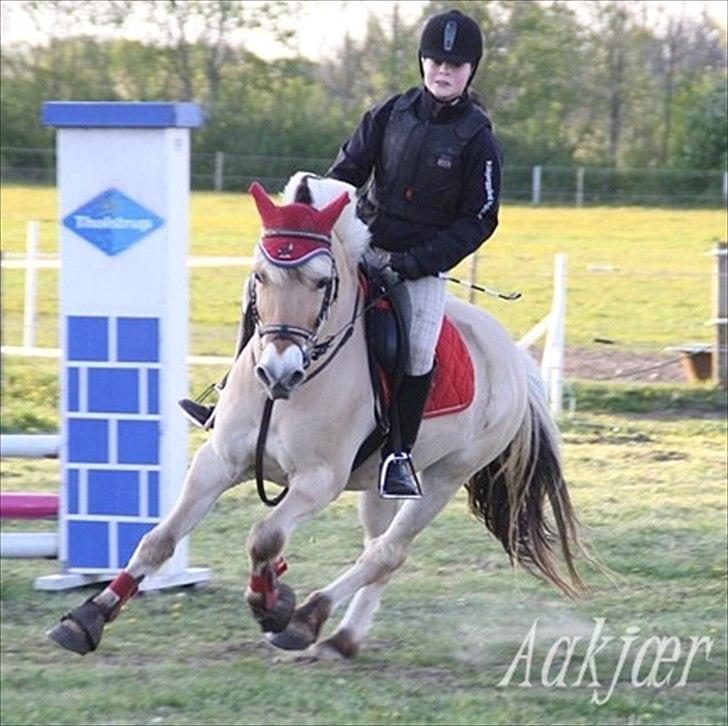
[424,317,475,419]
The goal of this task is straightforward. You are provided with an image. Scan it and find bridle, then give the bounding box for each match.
[250,227,363,507]
[249,228,345,371]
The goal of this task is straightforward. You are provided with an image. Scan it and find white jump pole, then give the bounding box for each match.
[35,102,211,591]
[541,254,567,416]
[1,533,58,559]
[0,434,59,458]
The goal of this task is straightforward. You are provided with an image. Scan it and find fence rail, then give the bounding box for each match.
[2,147,726,207]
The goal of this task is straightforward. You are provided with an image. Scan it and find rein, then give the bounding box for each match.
[253,280,395,507]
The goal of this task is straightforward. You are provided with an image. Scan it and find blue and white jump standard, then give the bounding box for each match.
[36,102,211,591]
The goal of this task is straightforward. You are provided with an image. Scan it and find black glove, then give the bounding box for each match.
[389,251,425,280]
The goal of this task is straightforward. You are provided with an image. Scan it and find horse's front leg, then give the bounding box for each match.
[245,466,342,641]
[47,441,241,655]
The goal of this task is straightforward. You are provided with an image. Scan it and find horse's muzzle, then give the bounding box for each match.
[255,342,307,400]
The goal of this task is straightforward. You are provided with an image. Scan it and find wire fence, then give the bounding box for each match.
[2,147,726,207]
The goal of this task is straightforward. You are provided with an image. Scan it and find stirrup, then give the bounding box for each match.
[178,398,215,429]
[378,452,422,499]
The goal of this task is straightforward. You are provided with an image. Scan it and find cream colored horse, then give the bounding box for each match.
[47,172,587,659]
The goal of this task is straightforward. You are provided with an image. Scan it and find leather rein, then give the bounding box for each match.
[251,259,361,507]
[252,273,399,507]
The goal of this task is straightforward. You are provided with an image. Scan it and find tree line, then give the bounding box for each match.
[1,0,726,184]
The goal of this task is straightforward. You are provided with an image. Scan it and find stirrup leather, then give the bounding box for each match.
[378,452,422,499]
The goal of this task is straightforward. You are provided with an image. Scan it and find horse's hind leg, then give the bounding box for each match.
[303,463,465,657]
[313,491,399,659]
[47,441,238,655]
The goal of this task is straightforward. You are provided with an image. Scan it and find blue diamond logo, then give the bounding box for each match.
[63,188,164,256]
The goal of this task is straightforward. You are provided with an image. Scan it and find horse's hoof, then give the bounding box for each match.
[46,600,107,655]
[314,629,360,660]
[266,626,315,652]
[250,582,296,634]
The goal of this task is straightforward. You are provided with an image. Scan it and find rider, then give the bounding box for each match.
[178,8,502,500]
[326,8,502,498]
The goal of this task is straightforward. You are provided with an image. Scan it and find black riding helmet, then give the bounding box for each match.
[418,9,483,84]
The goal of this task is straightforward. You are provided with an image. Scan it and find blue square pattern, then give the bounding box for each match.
[68,418,109,463]
[87,469,140,516]
[118,317,159,363]
[148,471,160,517]
[67,316,108,361]
[62,188,164,256]
[118,522,155,568]
[118,420,160,464]
[66,469,80,514]
[68,520,109,569]
[147,369,159,414]
[88,368,139,413]
[67,367,79,412]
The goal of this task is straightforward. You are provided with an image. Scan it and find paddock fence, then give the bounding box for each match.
[2,147,726,207]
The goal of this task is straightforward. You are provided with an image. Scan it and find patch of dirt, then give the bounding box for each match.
[530,346,689,383]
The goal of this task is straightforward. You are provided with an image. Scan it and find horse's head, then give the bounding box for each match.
[248,178,354,400]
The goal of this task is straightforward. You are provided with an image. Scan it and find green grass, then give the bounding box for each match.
[1,185,727,723]
[1,363,726,724]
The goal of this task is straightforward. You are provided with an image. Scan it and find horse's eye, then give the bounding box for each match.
[316,278,330,290]
[253,271,263,284]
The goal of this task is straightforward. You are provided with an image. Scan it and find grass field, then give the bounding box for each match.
[1,185,727,724]
[1,184,725,354]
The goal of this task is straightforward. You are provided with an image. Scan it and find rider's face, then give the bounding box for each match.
[422,57,472,102]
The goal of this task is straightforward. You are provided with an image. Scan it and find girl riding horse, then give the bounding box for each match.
[179,9,502,500]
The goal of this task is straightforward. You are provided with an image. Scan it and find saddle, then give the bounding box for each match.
[352,256,475,470]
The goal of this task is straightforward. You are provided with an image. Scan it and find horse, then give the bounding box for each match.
[47,172,589,659]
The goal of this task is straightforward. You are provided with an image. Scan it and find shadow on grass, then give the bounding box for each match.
[568,379,727,419]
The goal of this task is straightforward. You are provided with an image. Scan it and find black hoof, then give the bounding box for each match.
[250,583,296,634]
[46,600,107,655]
[266,626,315,652]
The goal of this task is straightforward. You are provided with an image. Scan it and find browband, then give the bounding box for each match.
[263,229,331,244]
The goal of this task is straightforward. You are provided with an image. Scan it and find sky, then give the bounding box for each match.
[1,0,726,60]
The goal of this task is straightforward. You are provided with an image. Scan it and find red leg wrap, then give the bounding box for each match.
[108,571,141,605]
[249,557,287,610]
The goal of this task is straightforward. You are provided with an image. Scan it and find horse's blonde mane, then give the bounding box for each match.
[282,172,370,267]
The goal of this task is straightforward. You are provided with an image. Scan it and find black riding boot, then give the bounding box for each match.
[178,301,255,429]
[379,369,433,499]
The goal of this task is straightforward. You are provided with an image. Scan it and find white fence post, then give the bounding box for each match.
[22,221,40,349]
[541,253,567,416]
[576,167,584,207]
[713,242,727,390]
[532,165,542,204]
[214,151,224,192]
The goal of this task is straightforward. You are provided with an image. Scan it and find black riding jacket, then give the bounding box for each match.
[327,86,502,276]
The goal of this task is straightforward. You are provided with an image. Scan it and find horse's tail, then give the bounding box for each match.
[465,369,589,597]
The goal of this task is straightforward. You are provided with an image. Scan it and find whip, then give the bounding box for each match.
[445,276,522,301]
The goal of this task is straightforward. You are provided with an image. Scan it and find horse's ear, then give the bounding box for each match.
[249,181,277,222]
[316,192,350,232]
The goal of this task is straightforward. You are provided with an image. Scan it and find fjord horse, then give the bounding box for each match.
[47,172,588,659]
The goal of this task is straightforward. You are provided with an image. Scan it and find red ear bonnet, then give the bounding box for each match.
[249,181,350,267]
